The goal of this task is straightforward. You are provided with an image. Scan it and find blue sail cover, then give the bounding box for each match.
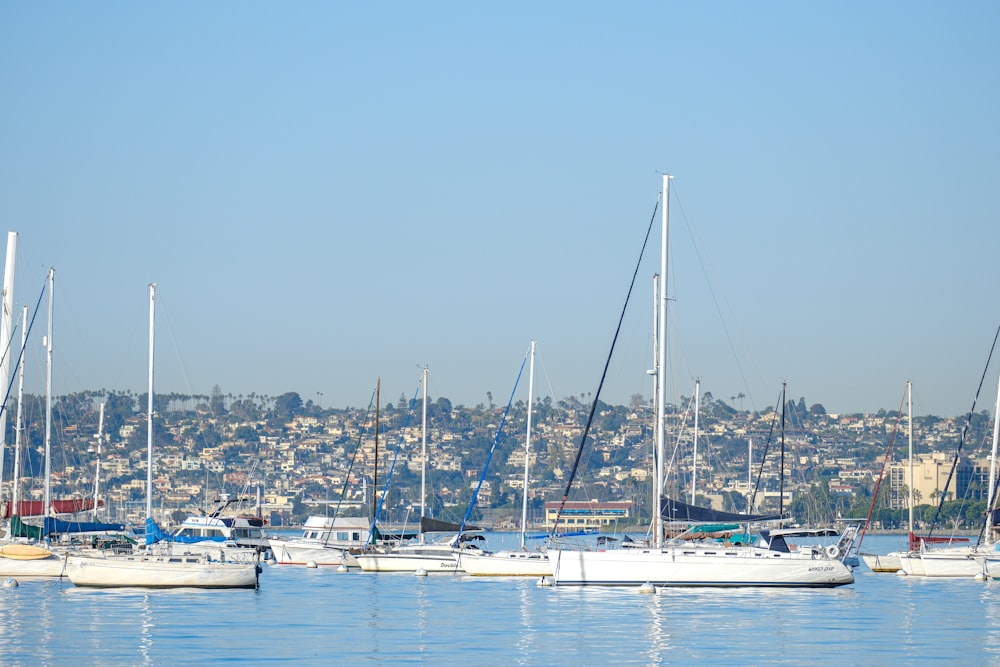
[660,497,787,523]
[143,517,228,546]
[145,517,169,546]
[43,517,127,536]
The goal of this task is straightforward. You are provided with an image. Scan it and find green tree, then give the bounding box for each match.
[274,392,303,420]
[210,385,226,417]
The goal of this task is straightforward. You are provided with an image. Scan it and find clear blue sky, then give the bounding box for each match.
[2,2,998,418]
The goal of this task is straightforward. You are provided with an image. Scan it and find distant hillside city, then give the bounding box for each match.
[6,386,996,532]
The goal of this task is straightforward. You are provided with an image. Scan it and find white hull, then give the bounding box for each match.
[269,538,352,566]
[165,542,261,563]
[458,549,552,577]
[64,552,260,588]
[0,554,65,577]
[550,546,854,587]
[861,551,903,573]
[355,546,461,573]
[898,546,995,578]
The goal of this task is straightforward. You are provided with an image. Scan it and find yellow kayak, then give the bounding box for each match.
[0,543,53,560]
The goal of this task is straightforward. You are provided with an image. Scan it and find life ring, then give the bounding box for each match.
[825,544,840,559]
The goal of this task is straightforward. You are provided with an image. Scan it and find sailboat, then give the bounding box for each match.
[896,372,1000,578]
[268,380,384,566]
[459,341,552,576]
[355,368,474,573]
[549,175,855,587]
[64,284,260,588]
[858,382,967,572]
[0,269,68,578]
[859,382,914,573]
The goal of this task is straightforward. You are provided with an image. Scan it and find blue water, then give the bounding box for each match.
[0,534,997,666]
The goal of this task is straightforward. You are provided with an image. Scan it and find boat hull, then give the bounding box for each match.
[898,547,995,578]
[458,550,552,577]
[268,539,352,566]
[355,548,461,573]
[861,552,903,573]
[64,553,260,588]
[0,554,65,577]
[550,547,854,587]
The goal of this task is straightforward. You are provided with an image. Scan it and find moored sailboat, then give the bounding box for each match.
[549,175,855,588]
[355,368,472,573]
[65,284,260,589]
[459,341,552,577]
[897,370,1000,578]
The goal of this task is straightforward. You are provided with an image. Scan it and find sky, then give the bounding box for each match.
[1,2,999,419]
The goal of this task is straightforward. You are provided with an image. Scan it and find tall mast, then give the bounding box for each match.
[989,375,1000,519]
[655,174,670,548]
[779,381,786,518]
[43,268,54,519]
[520,341,536,550]
[373,377,380,523]
[0,231,17,508]
[93,401,105,519]
[146,283,155,520]
[907,380,914,540]
[420,366,428,522]
[649,273,659,535]
[691,378,700,505]
[12,305,27,517]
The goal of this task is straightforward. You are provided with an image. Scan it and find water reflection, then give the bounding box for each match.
[138,593,154,666]
[5,537,1000,667]
[642,590,672,664]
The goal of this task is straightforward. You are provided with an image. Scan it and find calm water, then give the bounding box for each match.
[0,534,998,666]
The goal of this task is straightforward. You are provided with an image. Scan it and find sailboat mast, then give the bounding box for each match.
[0,231,17,507]
[43,267,54,518]
[421,367,428,524]
[12,305,27,517]
[520,341,535,550]
[655,174,670,548]
[989,374,1000,513]
[373,377,380,523]
[691,378,700,505]
[649,273,659,536]
[907,381,914,540]
[146,283,156,521]
[779,381,786,518]
[93,401,105,519]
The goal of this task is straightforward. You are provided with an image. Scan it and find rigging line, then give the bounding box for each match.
[856,385,907,552]
[365,378,422,547]
[928,321,1000,540]
[456,349,528,540]
[322,384,377,545]
[0,308,25,416]
[0,277,48,425]
[533,346,559,407]
[749,388,783,510]
[155,294,199,402]
[551,197,660,535]
[671,184,759,413]
[0,301,23,380]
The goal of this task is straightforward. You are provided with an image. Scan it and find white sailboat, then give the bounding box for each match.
[459,341,552,577]
[549,175,855,588]
[0,268,65,578]
[65,284,260,588]
[355,367,466,573]
[269,382,385,567]
[897,373,1000,579]
[859,381,938,572]
[268,515,373,566]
